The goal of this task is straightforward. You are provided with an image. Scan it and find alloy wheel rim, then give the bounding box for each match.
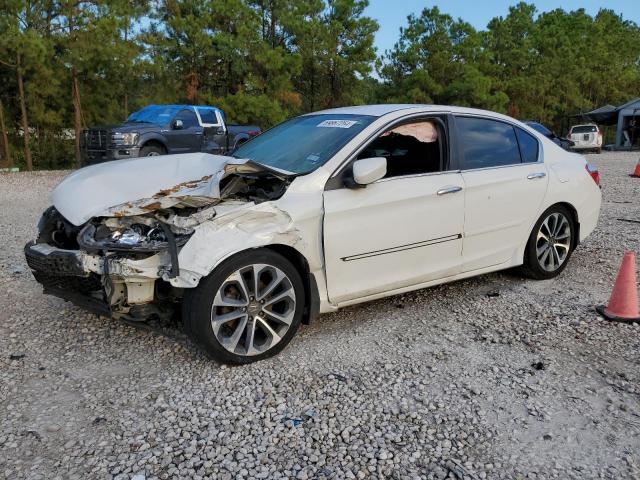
[210,264,296,356]
[146,151,160,156]
[536,212,571,272]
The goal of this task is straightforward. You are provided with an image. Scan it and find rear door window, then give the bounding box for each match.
[456,116,521,169]
[515,128,539,163]
[197,107,219,126]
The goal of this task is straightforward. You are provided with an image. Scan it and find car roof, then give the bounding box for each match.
[310,104,519,120]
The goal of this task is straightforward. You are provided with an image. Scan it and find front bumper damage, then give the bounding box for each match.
[24,241,170,319]
[25,159,296,320]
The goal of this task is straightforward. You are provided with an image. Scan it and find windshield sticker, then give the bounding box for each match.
[306,154,321,163]
[317,119,359,129]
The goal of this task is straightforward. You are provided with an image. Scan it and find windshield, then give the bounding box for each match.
[127,106,181,125]
[232,114,375,174]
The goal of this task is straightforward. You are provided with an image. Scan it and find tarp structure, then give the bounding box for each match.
[571,99,640,125]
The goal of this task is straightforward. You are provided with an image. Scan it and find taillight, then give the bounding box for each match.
[586,163,600,187]
[248,130,260,137]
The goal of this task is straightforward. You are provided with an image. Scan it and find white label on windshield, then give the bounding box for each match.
[317,119,358,129]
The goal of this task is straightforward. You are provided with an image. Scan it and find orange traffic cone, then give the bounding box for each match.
[630,159,640,178]
[596,251,640,322]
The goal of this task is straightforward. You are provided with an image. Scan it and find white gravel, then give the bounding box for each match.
[1,153,639,480]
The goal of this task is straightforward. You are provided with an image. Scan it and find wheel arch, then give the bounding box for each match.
[212,245,320,325]
[550,201,580,247]
[140,137,167,153]
[232,134,250,149]
[263,244,320,325]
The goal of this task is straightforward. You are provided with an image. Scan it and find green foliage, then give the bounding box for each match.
[0,1,639,169]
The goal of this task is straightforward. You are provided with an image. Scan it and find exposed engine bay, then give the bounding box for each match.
[25,163,292,321]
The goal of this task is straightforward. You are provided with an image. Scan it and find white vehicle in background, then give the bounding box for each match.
[568,124,603,153]
[25,105,602,364]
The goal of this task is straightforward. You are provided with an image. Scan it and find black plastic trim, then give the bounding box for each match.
[341,234,462,262]
[305,273,321,325]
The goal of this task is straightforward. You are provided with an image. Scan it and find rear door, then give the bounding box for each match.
[197,107,227,154]
[454,116,548,272]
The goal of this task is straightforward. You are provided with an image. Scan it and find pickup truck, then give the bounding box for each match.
[81,104,261,165]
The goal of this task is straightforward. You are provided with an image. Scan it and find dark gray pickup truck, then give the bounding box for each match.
[81,104,261,165]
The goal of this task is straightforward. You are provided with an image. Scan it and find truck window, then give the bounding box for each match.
[175,109,200,129]
[197,108,219,126]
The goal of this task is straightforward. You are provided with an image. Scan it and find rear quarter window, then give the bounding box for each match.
[516,128,539,163]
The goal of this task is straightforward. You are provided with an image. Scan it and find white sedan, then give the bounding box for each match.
[25,105,602,364]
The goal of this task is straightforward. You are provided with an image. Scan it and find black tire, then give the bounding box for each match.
[520,205,576,280]
[596,148,602,154]
[139,144,166,157]
[182,249,305,364]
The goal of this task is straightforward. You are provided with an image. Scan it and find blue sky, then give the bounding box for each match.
[365,0,640,55]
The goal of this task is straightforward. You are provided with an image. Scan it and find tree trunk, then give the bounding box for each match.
[16,54,33,171]
[0,99,11,168]
[269,0,276,48]
[72,66,83,168]
[124,18,129,118]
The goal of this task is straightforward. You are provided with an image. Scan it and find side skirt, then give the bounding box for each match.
[334,258,519,309]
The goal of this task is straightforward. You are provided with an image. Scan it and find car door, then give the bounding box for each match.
[164,108,203,153]
[454,115,549,272]
[197,107,227,154]
[323,117,466,304]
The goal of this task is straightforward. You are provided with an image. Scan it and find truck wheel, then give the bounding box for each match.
[182,249,305,364]
[139,145,165,157]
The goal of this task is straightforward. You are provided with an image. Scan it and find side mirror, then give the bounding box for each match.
[351,157,387,186]
[215,126,225,135]
[172,119,184,130]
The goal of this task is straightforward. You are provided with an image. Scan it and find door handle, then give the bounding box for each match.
[527,172,546,180]
[437,186,463,196]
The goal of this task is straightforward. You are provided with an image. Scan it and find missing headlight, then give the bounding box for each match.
[79,219,190,252]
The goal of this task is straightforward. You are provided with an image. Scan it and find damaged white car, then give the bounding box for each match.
[25,105,602,364]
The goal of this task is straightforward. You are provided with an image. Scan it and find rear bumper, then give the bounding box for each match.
[24,241,111,316]
[570,145,600,150]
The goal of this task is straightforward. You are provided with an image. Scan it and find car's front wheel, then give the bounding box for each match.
[521,205,575,280]
[183,249,305,364]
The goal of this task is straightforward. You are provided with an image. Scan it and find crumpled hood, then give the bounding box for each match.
[53,152,241,225]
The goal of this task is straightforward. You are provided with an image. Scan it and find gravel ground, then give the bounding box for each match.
[1,152,639,480]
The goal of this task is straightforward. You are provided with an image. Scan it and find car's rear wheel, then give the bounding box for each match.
[139,144,165,157]
[182,249,304,364]
[520,205,575,280]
